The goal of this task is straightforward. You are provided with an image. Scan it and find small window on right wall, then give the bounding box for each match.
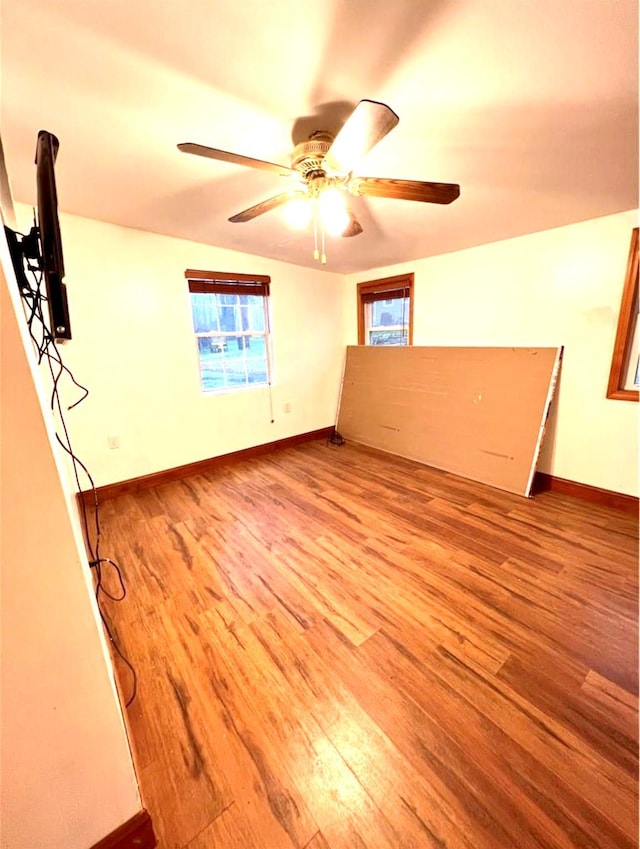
[357,273,414,346]
[607,227,639,401]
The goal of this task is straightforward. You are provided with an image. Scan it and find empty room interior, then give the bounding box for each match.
[1,2,639,848]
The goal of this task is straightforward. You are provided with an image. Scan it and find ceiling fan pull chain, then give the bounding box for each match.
[313,199,320,261]
[321,223,327,264]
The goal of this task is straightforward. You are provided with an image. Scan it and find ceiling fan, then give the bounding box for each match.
[178,99,460,263]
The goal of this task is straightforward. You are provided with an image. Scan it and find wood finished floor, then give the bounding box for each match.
[99,440,639,849]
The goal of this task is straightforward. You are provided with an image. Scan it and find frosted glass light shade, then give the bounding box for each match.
[283,197,312,229]
[318,187,350,236]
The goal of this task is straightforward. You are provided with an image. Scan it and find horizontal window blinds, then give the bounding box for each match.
[186,269,270,296]
[357,273,412,304]
[360,287,410,304]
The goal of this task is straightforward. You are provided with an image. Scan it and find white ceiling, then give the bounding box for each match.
[2,0,638,274]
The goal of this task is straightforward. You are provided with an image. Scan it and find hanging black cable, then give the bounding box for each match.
[14,238,137,706]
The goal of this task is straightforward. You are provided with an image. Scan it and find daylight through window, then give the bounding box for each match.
[186,269,272,393]
[357,273,414,345]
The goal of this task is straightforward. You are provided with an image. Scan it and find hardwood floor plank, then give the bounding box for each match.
[198,611,403,849]
[97,440,638,849]
[306,619,605,849]
[301,832,331,849]
[247,608,483,849]
[361,628,637,843]
[497,654,637,775]
[319,619,635,849]
[580,669,638,729]
[115,608,233,849]
[184,799,298,849]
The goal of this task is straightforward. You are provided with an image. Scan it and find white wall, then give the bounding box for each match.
[348,210,639,496]
[15,205,350,487]
[0,232,141,848]
[14,204,636,496]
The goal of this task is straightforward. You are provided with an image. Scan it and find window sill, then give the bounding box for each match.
[606,387,639,402]
[201,382,271,397]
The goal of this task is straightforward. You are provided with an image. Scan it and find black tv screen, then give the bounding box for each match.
[35,130,71,341]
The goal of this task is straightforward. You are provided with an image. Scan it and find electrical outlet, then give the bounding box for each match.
[108,435,120,449]
[283,402,291,413]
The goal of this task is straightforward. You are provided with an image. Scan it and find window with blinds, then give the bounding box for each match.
[357,273,414,346]
[186,269,272,393]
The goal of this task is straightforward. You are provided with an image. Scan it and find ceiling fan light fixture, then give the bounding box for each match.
[318,186,350,237]
[179,99,460,266]
[283,195,312,230]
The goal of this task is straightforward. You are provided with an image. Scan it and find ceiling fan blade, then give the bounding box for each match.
[353,177,460,204]
[342,211,363,238]
[178,142,293,177]
[324,100,399,174]
[228,191,305,223]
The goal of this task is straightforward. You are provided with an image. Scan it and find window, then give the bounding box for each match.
[186,269,272,393]
[607,228,639,401]
[357,273,414,345]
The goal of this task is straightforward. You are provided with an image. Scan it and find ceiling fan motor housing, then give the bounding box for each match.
[292,131,334,178]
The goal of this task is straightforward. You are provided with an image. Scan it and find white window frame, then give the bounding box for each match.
[357,273,414,346]
[187,269,273,394]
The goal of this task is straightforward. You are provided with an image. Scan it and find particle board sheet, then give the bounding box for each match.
[337,346,562,496]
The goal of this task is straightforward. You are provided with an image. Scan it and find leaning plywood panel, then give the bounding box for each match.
[337,346,562,496]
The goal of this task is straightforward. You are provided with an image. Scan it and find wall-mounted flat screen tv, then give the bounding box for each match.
[35,130,71,341]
